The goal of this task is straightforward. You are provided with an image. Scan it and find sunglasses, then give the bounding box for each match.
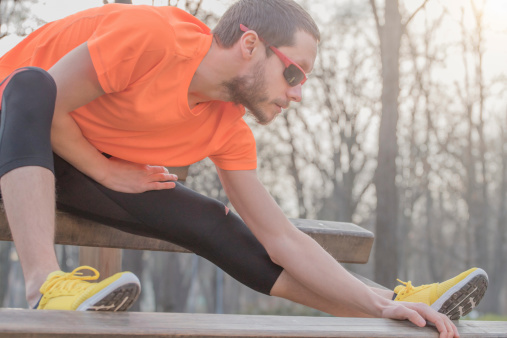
[240,24,307,87]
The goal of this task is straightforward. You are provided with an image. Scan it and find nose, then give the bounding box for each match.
[287,84,302,103]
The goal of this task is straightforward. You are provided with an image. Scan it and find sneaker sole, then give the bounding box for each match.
[76,272,141,312]
[430,268,488,320]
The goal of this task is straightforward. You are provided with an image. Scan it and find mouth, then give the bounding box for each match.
[278,101,290,109]
[275,103,289,112]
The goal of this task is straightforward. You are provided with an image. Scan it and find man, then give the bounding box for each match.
[0,0,487,336]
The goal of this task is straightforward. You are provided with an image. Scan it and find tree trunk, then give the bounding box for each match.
[0,242,11,306]
[373,0,402,288]
[122,249,144,311]
[480,122,507,313]
[281,114,307,218]
[472,3,489,272]
[152,252,193,312]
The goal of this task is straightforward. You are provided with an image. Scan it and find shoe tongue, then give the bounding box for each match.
[393,285,404,294]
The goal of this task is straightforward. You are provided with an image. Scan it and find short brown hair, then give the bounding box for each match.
[212,0,320,50]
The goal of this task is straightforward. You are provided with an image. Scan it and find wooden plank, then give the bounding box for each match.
[349,271,389,291]
[0,210,374,264]
[0,309,505,337]
[289,219,373,263]
[166,166,190,181]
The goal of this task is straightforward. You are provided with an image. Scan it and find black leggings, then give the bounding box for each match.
[0,67,283,295]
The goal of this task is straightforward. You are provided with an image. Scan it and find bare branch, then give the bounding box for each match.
[352,181,373,214]
[369,0,382,36]
[403,0,430,28]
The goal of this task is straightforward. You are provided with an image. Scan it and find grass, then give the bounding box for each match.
[474,314,507,321]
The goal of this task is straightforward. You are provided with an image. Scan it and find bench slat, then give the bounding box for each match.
[0,210,374,264]
[0,309,505,337]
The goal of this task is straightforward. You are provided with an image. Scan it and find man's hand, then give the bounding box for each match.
[382,301,459,338]
[99,157,178,193]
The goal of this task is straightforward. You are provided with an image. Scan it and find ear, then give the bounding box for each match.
[239,31,261,59]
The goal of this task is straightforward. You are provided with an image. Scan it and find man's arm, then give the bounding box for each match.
[48,42,176,193]
[216,167,457,335]
[217,168,389,313]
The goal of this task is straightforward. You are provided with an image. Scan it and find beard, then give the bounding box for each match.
[222,61,273,125]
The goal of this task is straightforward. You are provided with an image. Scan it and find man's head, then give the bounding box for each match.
[213,0,320,125]
[213,0,320,51]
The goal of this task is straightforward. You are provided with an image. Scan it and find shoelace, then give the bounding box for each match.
[40,266,100,295]
[396,279,415,296]
[396,279,432,297]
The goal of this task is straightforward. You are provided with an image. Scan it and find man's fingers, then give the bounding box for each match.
[450,319,459,337]
[150,172,178,182]
[431,316,450,338]
[441,314,458,338]
[402,303,458,338]
[420,308,454,337]
[149,181,176,190]
[387,304,426,327]
[147,165,170,174]
[407,310,453,338]
[383,303,458,338]
[404,308,426,327]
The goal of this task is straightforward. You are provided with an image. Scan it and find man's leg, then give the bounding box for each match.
[0,68,139,310]
[0,68,60,307]
[271,269,392,317]
[271,265,487,320]
[1,167,59,307]
[54,155,283,295]
[54,155,488,317]
[52,157,395,316]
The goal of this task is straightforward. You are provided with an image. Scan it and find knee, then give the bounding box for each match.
[0,67,57,176]
[195,198,230,226]
[3,67,56,104]
[2,67,57,126]
[7,66,54,86]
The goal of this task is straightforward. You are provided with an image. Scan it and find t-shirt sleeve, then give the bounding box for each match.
[87,8,171,93]
[209,118,257,171]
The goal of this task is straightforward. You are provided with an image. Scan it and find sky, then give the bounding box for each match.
[1,0,506,60]
[0,0,506,90]
[408,0,507,87]
[0,0,232,54]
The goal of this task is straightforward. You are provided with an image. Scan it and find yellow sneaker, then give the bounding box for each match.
[394,268,488,320]
[36,266,140,311]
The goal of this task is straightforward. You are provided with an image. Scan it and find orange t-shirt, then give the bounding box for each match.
[0,4,257,170]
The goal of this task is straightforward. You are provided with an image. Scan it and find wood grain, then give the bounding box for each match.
[79,247,122,281]
[0,309,505,337]
[0,210,374,264]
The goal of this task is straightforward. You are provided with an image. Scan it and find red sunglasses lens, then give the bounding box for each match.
[283,64,305,87]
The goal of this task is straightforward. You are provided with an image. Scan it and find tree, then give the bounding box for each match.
[254,0,379,228]
[397,6,448,282]
[369,0,429,287]
[0,0,37,39]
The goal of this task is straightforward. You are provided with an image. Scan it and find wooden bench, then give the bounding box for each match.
[0,168,398,337]
[0,165,375,280]
[0,207,384,288]
[0,207,375,272]
[1,309,506,337]
[1,186,504,337]
[0,210,374,262]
